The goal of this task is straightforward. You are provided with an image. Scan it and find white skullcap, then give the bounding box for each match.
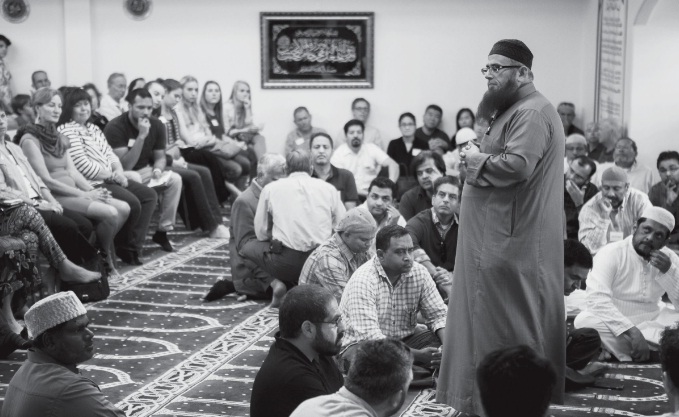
[25,291,87,338]
[455,128,477,146]
[641,206,675,234]
[566,134,587,145]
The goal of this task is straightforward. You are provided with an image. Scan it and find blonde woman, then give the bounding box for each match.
[224,80,266,159]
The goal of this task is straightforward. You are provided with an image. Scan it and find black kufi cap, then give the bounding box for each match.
[489,39,533,69]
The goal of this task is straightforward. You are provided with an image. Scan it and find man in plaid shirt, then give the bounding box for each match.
[339,224,447,373]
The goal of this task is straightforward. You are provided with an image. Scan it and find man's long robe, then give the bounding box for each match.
[436,85,566,416]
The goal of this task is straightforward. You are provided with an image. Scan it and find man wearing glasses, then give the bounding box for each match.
[405,175,459,300]
[436,39,567,415]
[335,98,385,151]
[250,285,344,417]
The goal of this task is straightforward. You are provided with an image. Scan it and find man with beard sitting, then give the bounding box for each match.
[574,207,679,362]
[250,285,345,417]
[291,339,414,417]
[649,151,679,244]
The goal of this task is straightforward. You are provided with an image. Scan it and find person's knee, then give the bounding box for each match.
[167,172,182,192]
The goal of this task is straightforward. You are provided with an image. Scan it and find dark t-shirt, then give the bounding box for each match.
[104,112,167,171]
[250,335,344,417]
[415,127,450,144]
[205,113,226,138]
[312,164,358,203]
[387,137,429,177]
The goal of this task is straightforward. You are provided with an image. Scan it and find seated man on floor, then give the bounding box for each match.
[224,154,287,304]
[310,132,359,210]
[586,118,620,163]
[649,151,679,244]
[299,207,376,301]
[574,207,679,362]
[565,156,598,240]
[415,104,450,154]
[406,176,459,299]
[246,150,345,291]
[336,98,384,150]
[340,225,447,375]
[250,285,344,417]
[2,291,125,417]
[331,119,399,198]
[558,102,584,136]
[291,339,413,417]
[105,88,182,252]
[284,107,326,156]
[564,133,588,172]
[399,150,446,221]
[579,166,651,254]
[477,345,556,417]
[594,137,655,194]
[659,327,679,417]
[361,177,406,233]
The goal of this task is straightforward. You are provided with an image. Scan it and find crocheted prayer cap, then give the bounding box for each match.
[489,39,533,69]
[25,291,87,339]
[455,128,477,146]
[641,206,675,234]
[601,166,628,183]
[336,207,377,235]
[566,134,587,145]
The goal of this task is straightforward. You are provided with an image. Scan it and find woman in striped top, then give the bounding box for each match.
[57,87,158,267]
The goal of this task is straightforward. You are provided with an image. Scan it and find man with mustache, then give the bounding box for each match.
[436,39,567,415]
[2,291,125,417]
[593,137,655,194]
[574,207,679,362]
[250,285,345,417]
[565,156,599,240]
[579,166,651,254]
[649,151,679,244]
[339,225,447,382]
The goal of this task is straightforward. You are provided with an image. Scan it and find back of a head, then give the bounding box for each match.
[477,345,556,417]
[345,339,413,404]
[256,153,286,179]
[661,327,679,393]
[278,285,335,339]
[564,239,592,269]
[286,149,311,174]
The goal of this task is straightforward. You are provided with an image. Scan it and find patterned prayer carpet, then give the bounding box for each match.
[399,362,671,417]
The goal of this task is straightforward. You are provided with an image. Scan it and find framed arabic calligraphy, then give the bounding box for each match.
[260,12,374,89]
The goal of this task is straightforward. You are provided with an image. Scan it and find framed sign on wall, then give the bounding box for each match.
[260,12,374,89]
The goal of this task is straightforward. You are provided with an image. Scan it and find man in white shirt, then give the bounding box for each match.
[593,137,655,194]
[30,70,51,93]
[579,166,652,254]
[97,73,128,122]
[335,98,385,150]
[284,107,326,156]
[245,149,345,289]
[574,206,679,362]
[331,119,399,197]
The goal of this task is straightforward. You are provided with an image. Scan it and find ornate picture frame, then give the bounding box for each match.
[260,12,374,89]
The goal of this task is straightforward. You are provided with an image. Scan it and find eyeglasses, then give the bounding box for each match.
[659,166,679,175]
[316,316,343,327]
[481,65,522,75]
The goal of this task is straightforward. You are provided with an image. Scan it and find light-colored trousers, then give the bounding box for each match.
[135,166,182,232]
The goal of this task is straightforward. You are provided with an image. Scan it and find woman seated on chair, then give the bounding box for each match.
[57,87,158,266]
[144,80,229,239]
[13,88,130,279]
[224,80,267,160]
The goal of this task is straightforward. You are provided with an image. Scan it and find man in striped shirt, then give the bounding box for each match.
[339,224,447,373]
[575,206,679,362]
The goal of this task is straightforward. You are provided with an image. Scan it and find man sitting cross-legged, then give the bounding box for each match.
[649,151,679,244]
[339,225,447,376]
[659,327,679,417]
[574,207,679,362]
[579,166,651,254]
[406,175,460,299]
[594,137,655,194]
[361,177,406,232]
[565,156,599,240]
[299,206,377,302]
[284,106,327,155]
[399,150,446,221]
[250,285,344,417]
[2,292,125,417]
[291,339,414,417]
[477,345,557,417]
[222,154,287,305]
[310,132,359,210]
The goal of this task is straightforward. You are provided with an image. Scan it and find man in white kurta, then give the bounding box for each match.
[575,206,679,362]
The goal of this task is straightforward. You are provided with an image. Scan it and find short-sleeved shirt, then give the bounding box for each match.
[104,112,167,171]
[415,127,450,144]
[312,164,359,204]
[331,143,389,194]
[250,334,344,417]
[387,137,429,177]
[285,126,327,155]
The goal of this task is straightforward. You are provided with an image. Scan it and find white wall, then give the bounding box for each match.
[4,0,598,154]
[628,0,679,170]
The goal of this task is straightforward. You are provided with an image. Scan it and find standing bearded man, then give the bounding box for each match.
[436,39,566,416]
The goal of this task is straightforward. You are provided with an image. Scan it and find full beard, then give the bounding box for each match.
[477,78,521,122]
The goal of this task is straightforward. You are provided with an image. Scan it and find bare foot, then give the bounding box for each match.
[59,260,101,284]
[269,279,287,308]
[209,224,230,239]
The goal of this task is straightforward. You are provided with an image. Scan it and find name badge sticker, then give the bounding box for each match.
[128,139,136,148]
[295,137,305,146]
[211,119,219,127]
[412,149,422,156]
[610,231,624,242]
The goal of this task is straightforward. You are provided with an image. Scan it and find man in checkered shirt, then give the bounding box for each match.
[339,224,447,373]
